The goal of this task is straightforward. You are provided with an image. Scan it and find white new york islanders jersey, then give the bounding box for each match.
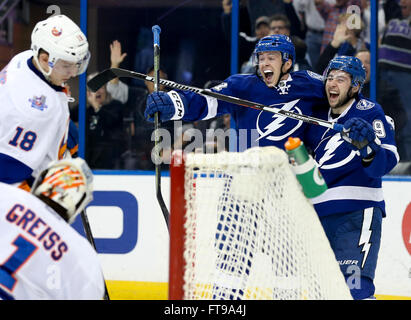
[0,50,70,183]
[0,183,105,300]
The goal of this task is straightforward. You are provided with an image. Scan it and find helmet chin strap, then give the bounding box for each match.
[32,54,53,79]
[277,61,288,86]
[347,86,360,102]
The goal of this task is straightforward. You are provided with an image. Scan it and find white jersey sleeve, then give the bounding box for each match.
[0,183,105,300]
[0,51,70,179]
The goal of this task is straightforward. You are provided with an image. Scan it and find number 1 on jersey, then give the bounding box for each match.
[0,235,38,292]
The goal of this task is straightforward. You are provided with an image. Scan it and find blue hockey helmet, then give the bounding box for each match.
[323,55,366,91]
[252,34,296,68]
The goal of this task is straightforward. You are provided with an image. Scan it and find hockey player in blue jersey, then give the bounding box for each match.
[306,56,399,300]
[145,34,329,151]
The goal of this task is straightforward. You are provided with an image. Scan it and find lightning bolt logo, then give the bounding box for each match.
[359,208,373,269]
[317,133,358,170]
[318,134,345,166]
[256,99,302,141]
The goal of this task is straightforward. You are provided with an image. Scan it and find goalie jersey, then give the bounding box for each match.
[305,96,399,217]
[0,182,105,300]
[0,50,71,187]
[174,70,328,150]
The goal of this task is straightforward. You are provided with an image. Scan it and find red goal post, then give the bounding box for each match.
[169,150,186,300]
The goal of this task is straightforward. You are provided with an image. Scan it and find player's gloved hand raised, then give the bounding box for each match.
[145,91,186,122]
[342,117,381,158]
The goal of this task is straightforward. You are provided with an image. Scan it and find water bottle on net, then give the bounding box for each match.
[284,137,327,199]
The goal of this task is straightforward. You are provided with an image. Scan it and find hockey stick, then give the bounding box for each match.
[80,210,110,300]
[87,68,344,132]
[152,25,170,231]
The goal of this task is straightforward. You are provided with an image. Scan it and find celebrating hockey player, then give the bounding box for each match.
[0,158,105,300]
[144,34,329,151]
[306,56,399,300]
[0,14,90,189]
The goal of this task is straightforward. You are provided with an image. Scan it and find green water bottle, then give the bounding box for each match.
[284,137,327,199]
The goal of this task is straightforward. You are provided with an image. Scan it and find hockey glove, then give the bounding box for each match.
[342,117,381,158]
[145,91,186,122]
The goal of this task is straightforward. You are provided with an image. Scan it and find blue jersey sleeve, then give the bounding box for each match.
[68,120,79,158]
[0,153,33,184]
[175,74,255,122]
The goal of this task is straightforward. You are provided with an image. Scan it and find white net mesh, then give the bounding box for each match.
[180,146,352,300]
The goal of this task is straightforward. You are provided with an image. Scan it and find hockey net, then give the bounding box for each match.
[169,146,352,300]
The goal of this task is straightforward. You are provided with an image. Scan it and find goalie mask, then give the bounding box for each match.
[31,14,90,77]
[31,158,93,224]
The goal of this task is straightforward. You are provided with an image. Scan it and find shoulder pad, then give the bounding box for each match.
[211,82,228,92]
[306,70,324,81]
[356,99,375,111]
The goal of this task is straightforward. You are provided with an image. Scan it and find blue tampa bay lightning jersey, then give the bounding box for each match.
[305,95,399,218]
[174,70,328,151]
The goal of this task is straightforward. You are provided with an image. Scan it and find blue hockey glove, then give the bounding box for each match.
[342,117,381,158]
[145,91,186,122]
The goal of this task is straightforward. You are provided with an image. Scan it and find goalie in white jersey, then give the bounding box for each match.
[0,14,90,190]
[0,157,105,300]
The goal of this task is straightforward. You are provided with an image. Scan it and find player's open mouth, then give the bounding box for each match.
[264,70,274,82]
[328,90,339,101]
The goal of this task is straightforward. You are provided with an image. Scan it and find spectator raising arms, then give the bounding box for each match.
[316,13,366,74]
[315,0,362,53]
[71,72,125,170]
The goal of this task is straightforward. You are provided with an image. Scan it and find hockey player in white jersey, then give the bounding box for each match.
[0,157,105,300]
[305,56,399,299]
[0,14,90,190]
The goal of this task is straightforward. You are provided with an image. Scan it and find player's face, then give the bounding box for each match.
[258,51,284,87]
[325,70,358,114]
[50,59,79,86]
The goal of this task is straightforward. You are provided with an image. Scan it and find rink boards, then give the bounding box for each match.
[71,172,411,300]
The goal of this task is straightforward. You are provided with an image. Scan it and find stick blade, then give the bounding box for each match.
[86,69,118,92]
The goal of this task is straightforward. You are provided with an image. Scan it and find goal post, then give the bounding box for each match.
[169,146,352,300]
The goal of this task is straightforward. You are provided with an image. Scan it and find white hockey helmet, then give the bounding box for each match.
[31,157,94,224]
[31,14,90,77]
